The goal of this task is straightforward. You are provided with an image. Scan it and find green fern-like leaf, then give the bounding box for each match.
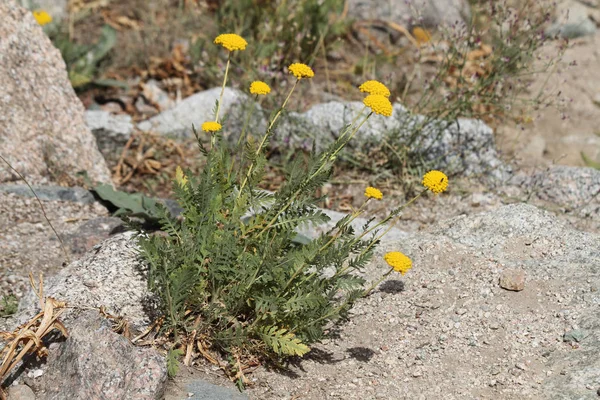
[258,326,310,356]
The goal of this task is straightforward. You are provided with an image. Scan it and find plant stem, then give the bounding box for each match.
[256,111,372,238]
[212,53,231,148]
[237,80,299,198]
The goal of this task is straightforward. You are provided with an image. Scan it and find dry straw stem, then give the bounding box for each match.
[0,274,68,400]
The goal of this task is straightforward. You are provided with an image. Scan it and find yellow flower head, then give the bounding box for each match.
[33,10,52,26]
[201,121,222,132]
[363,94,393,117]
[214,33,248,52]
[364,186,383,200]
[422,170,448,194]
[359,80,390,98]
[288,63,315,79]
[384,252,412,275]
[249,81,271,95]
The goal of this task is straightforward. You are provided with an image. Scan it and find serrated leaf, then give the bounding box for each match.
[258,326,310,356]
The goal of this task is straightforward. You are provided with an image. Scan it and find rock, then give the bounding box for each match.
[563,329,587,343]
[15,232,156,331]
[141,79,176,112]
[166,379,249,400]
[0,184,96,204]
[137,87,266,139]
[510,166,600,221]
[33,310,167,400]
[7,384,36,400]
[64,216,124,255]
[85,110,134,162]
[546,0,598,39]
[347,0,471,28]
[0,1,111,185]
[499,269,525,291]
[277,102,510,178]
[17,0,67,22]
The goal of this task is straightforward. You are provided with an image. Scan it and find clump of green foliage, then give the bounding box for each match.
[136,36,417,379]
[0,296,18,318]
[214,0,347,70]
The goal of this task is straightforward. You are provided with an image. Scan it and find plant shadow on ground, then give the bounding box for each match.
[263,282,404,379]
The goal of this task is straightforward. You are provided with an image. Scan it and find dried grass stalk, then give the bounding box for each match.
[0,274,68,400]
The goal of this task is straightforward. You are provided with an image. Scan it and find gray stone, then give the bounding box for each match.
[511,166,600,220]
[85,110,134,161]
[33,310,167,400]
[180,380,248,400]
[563,329,587,343]
[276,102,510,178]
[0,1,111,185]
[16,232,156,330]
[0,184,96,204]
[347,0,471,28]
[64,216,124,255]
[545,19,597,39]
[546,0,598,39]
[7,384,36,400]
[137,87,266,139]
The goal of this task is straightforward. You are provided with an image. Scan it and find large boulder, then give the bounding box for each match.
[0,0,111,185]
[137,87,266,139]
[14,231,155,330]
[276,101,510,179]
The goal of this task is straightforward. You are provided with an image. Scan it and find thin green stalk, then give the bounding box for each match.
[363,267,394,296]
[237,80,299,198]
[212,53,231,148]
[255,111,372,238]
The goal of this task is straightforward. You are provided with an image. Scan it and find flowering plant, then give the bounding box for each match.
[137,35,447,384]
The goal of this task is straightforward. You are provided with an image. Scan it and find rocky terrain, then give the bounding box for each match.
[1,0,600,399]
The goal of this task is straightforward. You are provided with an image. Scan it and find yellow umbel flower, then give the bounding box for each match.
[359,80,390,98]
[422,170,448,194]
[364,186,383,200]
[288,63,315,79]
[249,81,271,95]
[33,10,52,26]
[214,34,248,52]
[384,252,412,275]
[201,121,222,132]
[363,94,393,117]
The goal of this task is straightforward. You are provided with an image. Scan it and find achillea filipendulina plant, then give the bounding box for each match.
[136,33,448,386]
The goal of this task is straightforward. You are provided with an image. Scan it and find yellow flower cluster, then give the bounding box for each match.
[363,94,393,117]
[214,33,248,52]
[202,121,222,132]
[422,170,448,194]
[288,63,314,79]
[359,80,390,98]
[33,10,52,26]
[364,186,383,200]
[384,252,412,275]
[249,81,271,95]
